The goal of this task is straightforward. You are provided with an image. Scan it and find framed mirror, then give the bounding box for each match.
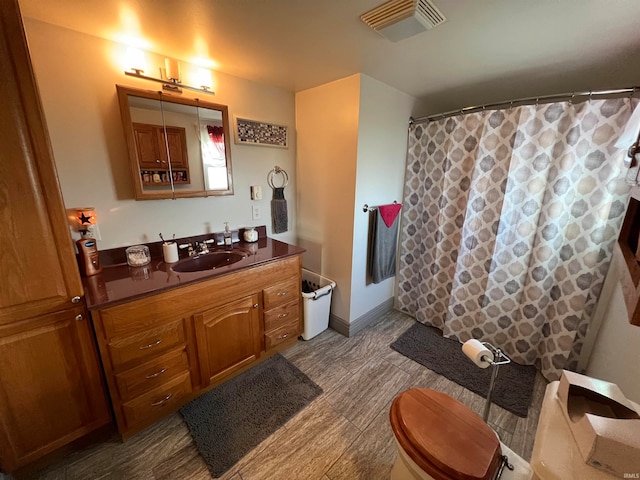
[116,85,233,200]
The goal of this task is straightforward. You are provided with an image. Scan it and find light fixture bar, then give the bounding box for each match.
[124,70,215,95]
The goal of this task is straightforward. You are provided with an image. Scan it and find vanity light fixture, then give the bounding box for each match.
[124,57,215,96]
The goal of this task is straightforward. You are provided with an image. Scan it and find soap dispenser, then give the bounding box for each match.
[223,222,232,250]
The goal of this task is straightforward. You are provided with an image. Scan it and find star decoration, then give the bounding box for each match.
[79,212,93,224]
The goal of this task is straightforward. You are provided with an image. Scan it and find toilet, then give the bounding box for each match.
[391,383,638,480]
[389,388,531,480]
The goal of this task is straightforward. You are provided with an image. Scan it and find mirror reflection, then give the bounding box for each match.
[116,85,233,200]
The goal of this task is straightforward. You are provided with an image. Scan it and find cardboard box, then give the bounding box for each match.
[557,370,640,477]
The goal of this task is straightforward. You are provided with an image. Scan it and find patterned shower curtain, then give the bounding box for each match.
[396,98,637,380]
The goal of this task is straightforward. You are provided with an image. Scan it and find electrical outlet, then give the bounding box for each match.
[252,205,261,220]
[81,224,101,241]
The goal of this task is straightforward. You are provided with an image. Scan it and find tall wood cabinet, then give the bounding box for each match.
[0,1,110,473]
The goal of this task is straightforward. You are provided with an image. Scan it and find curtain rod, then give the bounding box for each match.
[411,86,640,125]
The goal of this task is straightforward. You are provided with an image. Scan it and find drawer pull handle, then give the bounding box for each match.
[253,303,259,309]
[75,314,83,321]
[151,393,172,407]
[139,339,162,350]
[71,296,81,304]
[277,291,289,296]
[278,313,289,318]
[145,368,167,379]
[278,333,290,340]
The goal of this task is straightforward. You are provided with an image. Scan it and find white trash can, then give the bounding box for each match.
[301,268,336,340]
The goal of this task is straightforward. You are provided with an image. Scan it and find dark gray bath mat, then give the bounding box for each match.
[390,322,536,417]
[180,353,322,477]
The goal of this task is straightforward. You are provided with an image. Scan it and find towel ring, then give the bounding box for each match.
[267,166,289,189]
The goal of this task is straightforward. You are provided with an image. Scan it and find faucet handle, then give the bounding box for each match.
[179,242,196,256]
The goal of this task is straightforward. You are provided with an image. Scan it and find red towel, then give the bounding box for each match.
[379,203,402,228]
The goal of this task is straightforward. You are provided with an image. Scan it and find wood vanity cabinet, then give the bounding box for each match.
[91,255,302,437]
[0,1,111,473]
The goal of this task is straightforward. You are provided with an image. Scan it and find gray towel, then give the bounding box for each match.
[271,187,288,233]
[369,209,399,283]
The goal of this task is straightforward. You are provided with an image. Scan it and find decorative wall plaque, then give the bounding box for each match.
[235,117,288,148]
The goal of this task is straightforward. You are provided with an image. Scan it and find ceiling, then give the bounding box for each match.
[18,0,640,116]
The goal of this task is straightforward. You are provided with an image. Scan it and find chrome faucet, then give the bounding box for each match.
[195,241,209,255]
[179,241,197,257]
[179,239,217,258]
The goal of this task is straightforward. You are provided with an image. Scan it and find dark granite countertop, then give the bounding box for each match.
[82,237,305,310]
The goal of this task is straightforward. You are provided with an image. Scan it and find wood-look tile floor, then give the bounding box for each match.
[29,310,547,480]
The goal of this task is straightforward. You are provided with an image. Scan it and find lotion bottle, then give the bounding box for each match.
[224,222,232,250]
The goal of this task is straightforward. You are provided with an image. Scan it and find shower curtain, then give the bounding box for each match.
[396,98,637,380]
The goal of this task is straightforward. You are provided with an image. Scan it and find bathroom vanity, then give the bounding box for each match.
[84,237,304,437]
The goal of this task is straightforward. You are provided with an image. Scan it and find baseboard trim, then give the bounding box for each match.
[329,297,394,337]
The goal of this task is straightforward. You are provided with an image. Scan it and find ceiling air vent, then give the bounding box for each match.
[361,0,446,42]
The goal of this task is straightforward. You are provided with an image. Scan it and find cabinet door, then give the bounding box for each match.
[133,122,163,169]
[0,308,110,471]
[0,0,83,325]
[159,126,188,168]
[195,294,261,386]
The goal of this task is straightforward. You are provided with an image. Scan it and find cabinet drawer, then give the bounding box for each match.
[264,301,299,332]
[115,348,189,402]
[108,320,186,370]
[265,317,300,350]
[263,278,300,310]
[121,372,192,429]
[99,299,184,339]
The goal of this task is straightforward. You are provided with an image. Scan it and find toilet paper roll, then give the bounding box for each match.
[163,242,179,263]
[462,339,494,368]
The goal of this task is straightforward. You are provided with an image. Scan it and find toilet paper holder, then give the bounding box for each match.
[476,343,515,478]
[461,340,515,478]
[473,342,511,423]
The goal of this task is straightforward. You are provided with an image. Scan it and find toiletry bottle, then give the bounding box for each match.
[224,222,232,250]
[76,238,103,276]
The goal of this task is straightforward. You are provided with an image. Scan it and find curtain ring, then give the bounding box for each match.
[588,90,593,101]
[630,87,637,98]
[535,97,539,107]
[569,92,575,104]
[509,100,513,112]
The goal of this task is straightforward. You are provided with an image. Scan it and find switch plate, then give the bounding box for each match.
[252,205,261,220]
[251,185,262,200]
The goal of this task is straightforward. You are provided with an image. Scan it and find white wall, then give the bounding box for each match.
[296,74,416,324]
[295,75,360,322]
[350,75,414,320]
[24,19,297,249]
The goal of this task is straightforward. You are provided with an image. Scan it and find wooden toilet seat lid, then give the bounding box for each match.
[390,388,501,480]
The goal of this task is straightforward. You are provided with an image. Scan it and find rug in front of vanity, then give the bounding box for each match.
[390,322,536,417]
[180,353,323,478]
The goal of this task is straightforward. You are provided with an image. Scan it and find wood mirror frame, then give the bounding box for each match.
[116,85,234,200]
